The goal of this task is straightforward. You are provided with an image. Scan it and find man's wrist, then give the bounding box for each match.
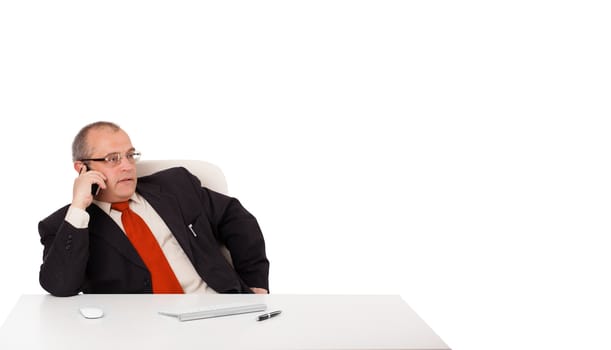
[65,205,90,229]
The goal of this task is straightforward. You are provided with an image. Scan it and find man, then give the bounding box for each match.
[38,121,269,296]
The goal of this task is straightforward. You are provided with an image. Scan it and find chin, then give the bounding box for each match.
[111,188,135,201]
[119,190,136,199]
[117,182,136,193]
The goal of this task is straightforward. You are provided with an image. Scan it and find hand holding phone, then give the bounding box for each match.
[73,164,105,209]
[81,164,100,196]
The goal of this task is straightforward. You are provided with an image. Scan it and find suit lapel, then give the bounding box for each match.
[87,205,146,268]
[136,181,195,260]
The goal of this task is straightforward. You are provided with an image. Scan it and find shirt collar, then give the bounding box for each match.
[93,192,141,215]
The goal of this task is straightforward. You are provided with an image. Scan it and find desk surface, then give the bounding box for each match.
[0,294,449,350]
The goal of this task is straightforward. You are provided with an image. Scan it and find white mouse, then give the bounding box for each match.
[79,307,104,319]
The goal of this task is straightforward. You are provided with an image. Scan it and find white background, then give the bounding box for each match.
[1,1,610,349]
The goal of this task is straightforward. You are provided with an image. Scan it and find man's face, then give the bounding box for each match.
[84,128,138,203]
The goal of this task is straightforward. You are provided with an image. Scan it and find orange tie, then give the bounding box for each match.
[111,201,184,294]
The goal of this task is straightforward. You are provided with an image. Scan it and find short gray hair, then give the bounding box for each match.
[72,121,121,161]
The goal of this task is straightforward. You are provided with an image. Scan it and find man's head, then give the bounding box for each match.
[72,121,139,203]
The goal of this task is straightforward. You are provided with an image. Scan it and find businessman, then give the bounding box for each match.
[38,121,269,296]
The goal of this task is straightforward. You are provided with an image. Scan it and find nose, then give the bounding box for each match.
[118,155,135,170]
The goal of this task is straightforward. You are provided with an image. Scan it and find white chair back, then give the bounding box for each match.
[137,160,228,194]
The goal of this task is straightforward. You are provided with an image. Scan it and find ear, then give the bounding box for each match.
[74,161,86,173]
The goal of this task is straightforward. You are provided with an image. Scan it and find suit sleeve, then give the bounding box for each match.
[176,168,270,291]
[38,207,89,297]
[207,191,270,291]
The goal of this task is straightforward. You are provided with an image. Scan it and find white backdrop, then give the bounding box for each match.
[1,1,610,349]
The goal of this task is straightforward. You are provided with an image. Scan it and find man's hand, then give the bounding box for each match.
[250,287,268,294]
[72,165,106,209]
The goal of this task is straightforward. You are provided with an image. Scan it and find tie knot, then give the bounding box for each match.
[111,201,131,212]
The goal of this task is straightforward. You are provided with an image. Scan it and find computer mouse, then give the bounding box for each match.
[79,306,104,319]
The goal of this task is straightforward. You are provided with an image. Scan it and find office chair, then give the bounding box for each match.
[136,159,228,194]
[136,159,232,264]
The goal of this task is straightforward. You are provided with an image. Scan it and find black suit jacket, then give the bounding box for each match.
[39,167,269,296]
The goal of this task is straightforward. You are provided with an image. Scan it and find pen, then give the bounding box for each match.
[187,224,197,237]
[257,310,282,321]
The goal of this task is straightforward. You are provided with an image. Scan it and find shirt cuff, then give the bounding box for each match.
[65,205,90,229]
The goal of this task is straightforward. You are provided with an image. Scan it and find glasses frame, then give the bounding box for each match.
[79,151,142,167]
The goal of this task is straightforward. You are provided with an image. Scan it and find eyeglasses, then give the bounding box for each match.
[80,151,142,167]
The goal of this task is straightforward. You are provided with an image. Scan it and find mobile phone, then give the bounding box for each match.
[82,164,99,196]
[91,182,99,196]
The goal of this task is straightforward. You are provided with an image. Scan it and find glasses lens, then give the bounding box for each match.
[127,152,141,162]
[107,153,121,165]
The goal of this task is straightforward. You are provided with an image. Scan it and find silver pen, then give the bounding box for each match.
[188,224,197,237]
[257,310,282,321]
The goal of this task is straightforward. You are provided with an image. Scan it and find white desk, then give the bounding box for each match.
[0,294,450,350]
